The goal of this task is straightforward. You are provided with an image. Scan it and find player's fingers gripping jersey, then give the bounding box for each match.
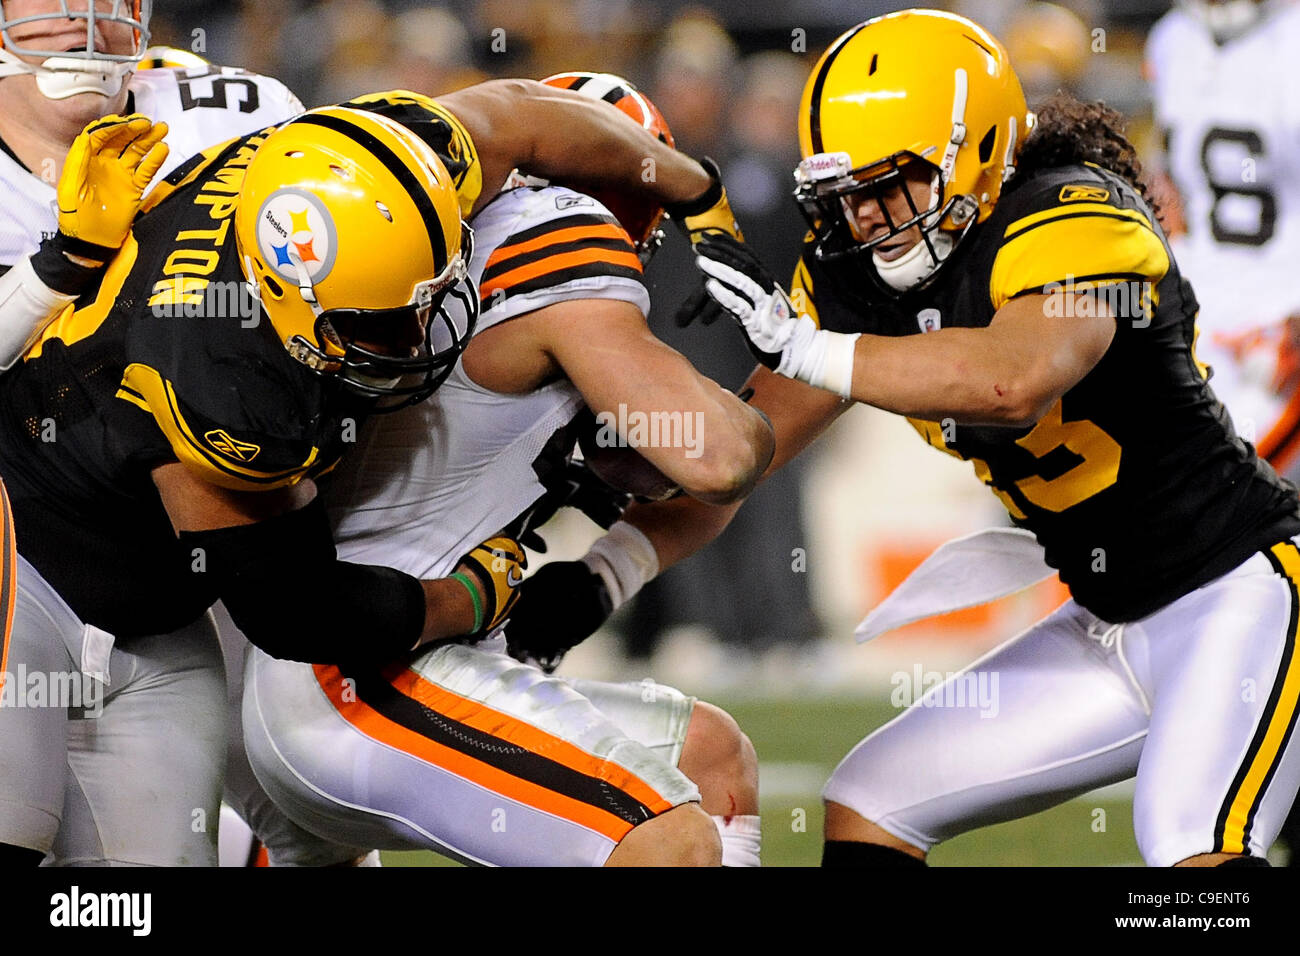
[243,185,702,865]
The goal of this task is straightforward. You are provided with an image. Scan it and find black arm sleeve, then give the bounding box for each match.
[178,498,427,665]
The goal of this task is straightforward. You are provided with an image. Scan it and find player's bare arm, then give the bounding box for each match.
[840,292,1115,426]
[436,78,714,216]
[504,363,842,665]
[620,365,846,569]
[463,296,774,505]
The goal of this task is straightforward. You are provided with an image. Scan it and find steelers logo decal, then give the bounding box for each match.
[255,188,339,285]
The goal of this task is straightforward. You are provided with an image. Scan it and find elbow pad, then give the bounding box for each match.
[178,498,426,665]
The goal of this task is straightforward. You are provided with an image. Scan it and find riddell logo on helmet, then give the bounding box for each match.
[256,188,338,284]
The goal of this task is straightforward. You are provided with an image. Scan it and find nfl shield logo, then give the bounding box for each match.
[917,309,942,333]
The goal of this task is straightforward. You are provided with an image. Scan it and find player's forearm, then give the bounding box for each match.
[675,389,774,505]
[449,78,711,205]
[0,255,79,370]
[847,328,1052,426]
[418,577,479,644]
[621,494,744,572]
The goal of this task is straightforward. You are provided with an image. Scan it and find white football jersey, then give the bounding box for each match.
[0,64,303,267]
[327,185,650,578]
[1147,4,1300,330]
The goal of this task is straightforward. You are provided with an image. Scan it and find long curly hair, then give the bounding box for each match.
[1013,93,1154,206]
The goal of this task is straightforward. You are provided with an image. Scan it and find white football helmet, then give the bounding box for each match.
[0,1,151,99]
[1178,0,1273,43]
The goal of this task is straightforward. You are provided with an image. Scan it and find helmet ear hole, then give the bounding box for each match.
[263,274,284,299]
[978,125,997,163]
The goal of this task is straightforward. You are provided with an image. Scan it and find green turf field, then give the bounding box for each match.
[380,693,1142,867]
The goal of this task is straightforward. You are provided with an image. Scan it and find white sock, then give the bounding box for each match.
[712,814,761,867]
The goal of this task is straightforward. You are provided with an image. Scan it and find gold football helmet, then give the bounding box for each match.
[795,10,1033,292]
[234,104,476,407]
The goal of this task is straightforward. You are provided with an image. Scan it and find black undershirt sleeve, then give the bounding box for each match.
[177,497,427,666]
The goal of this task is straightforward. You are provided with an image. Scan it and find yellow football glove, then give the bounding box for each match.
[665,156,744,245]
[453,535,528,637]
[56,114,169,258]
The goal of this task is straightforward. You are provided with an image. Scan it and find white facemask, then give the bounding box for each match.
[0,1,149,100]
[1182,0,1268,43]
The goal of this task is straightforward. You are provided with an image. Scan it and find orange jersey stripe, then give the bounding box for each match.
[482,247,643,299]
[1259,388,1300,472]
[484,223,632,270]
[313,664,673,842]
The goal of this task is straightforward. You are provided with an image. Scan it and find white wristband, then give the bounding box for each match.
[0,255,77,371]
[779,315,860,398]
[580,520,660,612]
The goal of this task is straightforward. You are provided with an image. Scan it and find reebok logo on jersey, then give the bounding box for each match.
[205,429,261,462]
[1059,185,1110,203]
[555,194,594,210]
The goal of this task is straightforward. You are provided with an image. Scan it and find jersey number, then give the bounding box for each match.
[178,70,260,114]
[911,402,1121,518]
[1200,127,1276,247]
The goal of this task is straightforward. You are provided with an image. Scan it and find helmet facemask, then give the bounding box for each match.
[261,221,479,413]
[1179,0,1270,44]
[0,1,151,99]
[795,150,979,295]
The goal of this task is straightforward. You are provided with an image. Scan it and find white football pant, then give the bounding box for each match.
[827,538,1300,866]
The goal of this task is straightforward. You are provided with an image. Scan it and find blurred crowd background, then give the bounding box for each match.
[147,1,1181,687]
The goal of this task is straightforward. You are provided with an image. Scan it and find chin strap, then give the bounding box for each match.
[873,230,954,293]
[0,55,133,99]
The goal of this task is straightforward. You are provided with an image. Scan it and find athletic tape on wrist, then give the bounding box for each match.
[783,318,859,399]
[580,521,660,611]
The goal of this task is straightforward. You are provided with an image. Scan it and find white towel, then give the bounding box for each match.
[854,527,1057,643]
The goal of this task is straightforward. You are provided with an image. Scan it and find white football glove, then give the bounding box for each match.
[691,235,860,397]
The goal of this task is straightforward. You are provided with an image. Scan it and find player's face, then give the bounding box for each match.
[841,163,934,262]
[330,306,429,360]
[2,0,138,65]
[0,0,134,143]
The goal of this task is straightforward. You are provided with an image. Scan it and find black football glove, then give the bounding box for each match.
[686,234,804,370]
[504,561,613,673]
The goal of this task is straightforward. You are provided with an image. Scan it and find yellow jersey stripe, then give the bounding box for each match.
[28,234,141,360]
[140,137,240,214]
[791,258,820,328]
[990,213,1171,312]
[1215,541,1300,854]
[1002,202,1155,241]
[118,363,319,491]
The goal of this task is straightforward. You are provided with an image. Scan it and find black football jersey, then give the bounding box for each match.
[795,163,1300,622]
[0,92,481,638]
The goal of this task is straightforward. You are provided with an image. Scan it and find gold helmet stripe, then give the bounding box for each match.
[807,20,869,154]
[290,112,451,276]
